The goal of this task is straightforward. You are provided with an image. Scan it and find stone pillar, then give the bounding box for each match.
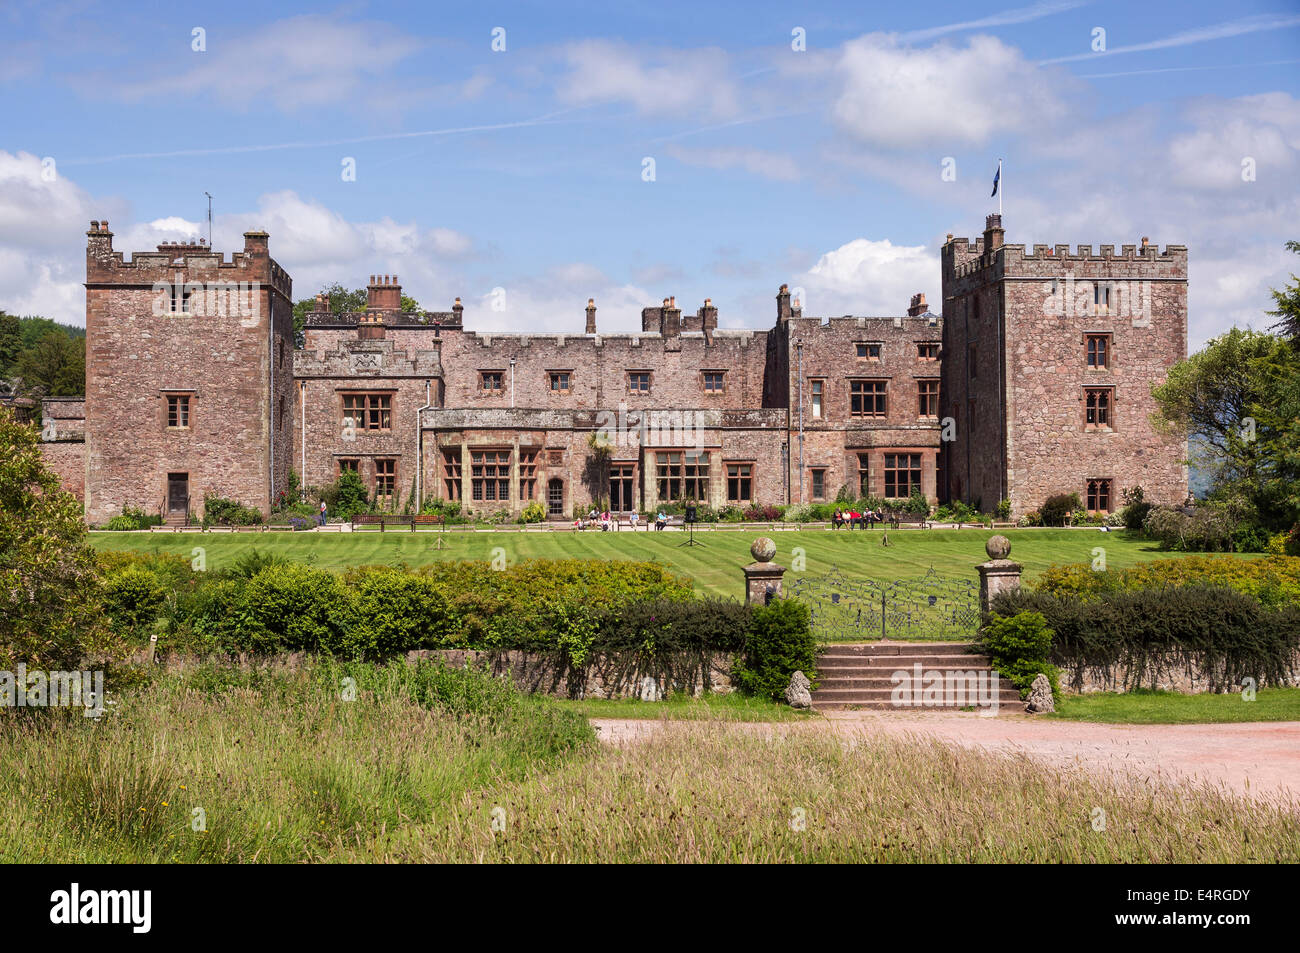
[976,534,1022,615]
[743,537,786,605]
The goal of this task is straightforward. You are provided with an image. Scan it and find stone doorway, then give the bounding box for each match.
[167,472,189,517]
[547,478,564,517]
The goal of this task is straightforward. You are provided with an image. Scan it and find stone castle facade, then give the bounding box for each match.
[43,214,1188,523]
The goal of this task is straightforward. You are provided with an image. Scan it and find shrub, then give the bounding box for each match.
[0,409,108,668]
[101,505,163,531]
[333,470,370,519]
[102,565,167,637]
[991,586,1300,693]
[518,500,546,524]
[202,495,263,527]
[733,598,816,700]
[718,505,746,522]
[995,499,1012,521]
[1119,486,1152,532]
[905,487,931,516]
[1031,554,1300,608]
[231,564,357,653]
[1143,506,1235,552]
[1041,492,1082,528]
[228,548,290,579]
[349,568,457,658]
[977,611,1060,701]
[595,597,749,661]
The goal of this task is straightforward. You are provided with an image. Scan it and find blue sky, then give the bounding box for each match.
[1,0,1298,347]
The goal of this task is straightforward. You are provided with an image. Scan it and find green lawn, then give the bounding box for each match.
[1052,687,1300,724]
[89,527,1252,599]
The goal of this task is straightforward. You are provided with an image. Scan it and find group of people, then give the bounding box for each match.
[832,507,885,529]
[572,509,673,531]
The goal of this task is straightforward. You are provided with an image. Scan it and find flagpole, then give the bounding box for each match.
[998,159,1003,217]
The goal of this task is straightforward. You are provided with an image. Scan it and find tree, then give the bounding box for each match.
[1152,327,1300,530]
[0,311,20,375]
[0,408,108,667]
[14,331,84,396]
[291,285,422,348]
[1268,240,1300,347]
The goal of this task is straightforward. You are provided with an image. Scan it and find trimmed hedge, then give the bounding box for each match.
[1031,555,1300,608]
[107,554,814,697]
[991,586,1300,692]
[733,598,816,700]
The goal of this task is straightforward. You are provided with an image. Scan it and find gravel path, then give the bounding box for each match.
[590,713,1300,806]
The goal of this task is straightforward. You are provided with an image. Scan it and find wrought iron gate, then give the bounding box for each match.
[788,567,979,641]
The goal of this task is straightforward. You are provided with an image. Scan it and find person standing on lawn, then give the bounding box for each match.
[319,500,327,527]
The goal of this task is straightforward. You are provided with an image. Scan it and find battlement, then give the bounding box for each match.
[85,221,292,300]
[944,231,1188,281]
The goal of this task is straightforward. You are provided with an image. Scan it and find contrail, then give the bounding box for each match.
[1077,58,1300,79]
[61,114,594,166]
[902,0,1087,43]
[1039,13,1300,65]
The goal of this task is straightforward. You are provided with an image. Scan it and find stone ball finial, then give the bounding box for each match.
[986,535,1011,560]
[751,537,777,563]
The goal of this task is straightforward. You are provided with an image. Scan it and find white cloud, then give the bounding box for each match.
[832,33,1072,148]
[94,15,425,114]
[1166,93,1300,191]
[556,40,740,119]
[795,238,938,317]
[469,268,653,334]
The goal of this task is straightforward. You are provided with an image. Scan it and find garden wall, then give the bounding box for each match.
[1063,650,1300,695]
[408,648,735,699]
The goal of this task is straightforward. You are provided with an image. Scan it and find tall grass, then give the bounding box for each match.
[362,725,1300,863]
[0,659,594,862]
[2,661,1294,862]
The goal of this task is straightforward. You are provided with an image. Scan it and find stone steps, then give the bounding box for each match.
[811,642,1024,711]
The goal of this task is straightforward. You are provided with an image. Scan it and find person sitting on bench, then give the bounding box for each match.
[628,511,639,530]
[832,508,844,529]
[655,510,668,531]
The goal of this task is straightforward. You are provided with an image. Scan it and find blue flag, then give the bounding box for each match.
[990,162,1000,197]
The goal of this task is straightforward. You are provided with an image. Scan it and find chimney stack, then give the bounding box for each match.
[367,273,401,313]
[983,214,1004,252]
[776,283,792,322]
[585,297,597,334]
[700,297,718,345]
[86,219,114,255]
[315,293,331,313]
[907,292,928,317]
[242,230,269,256]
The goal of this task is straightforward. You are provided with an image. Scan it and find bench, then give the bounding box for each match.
[886,512,932,530]
[413,514,446,531]
[351,515,414,532]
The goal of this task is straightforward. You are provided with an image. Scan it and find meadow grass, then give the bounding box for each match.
[2,660,1295,863]
[552,691,812,722]
[87,528,1254,600]
[1051,687,1300,724]
[0,660,593,863]
[360,722,1299,863]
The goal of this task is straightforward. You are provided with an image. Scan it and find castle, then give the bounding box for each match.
[39,214,1188,523]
